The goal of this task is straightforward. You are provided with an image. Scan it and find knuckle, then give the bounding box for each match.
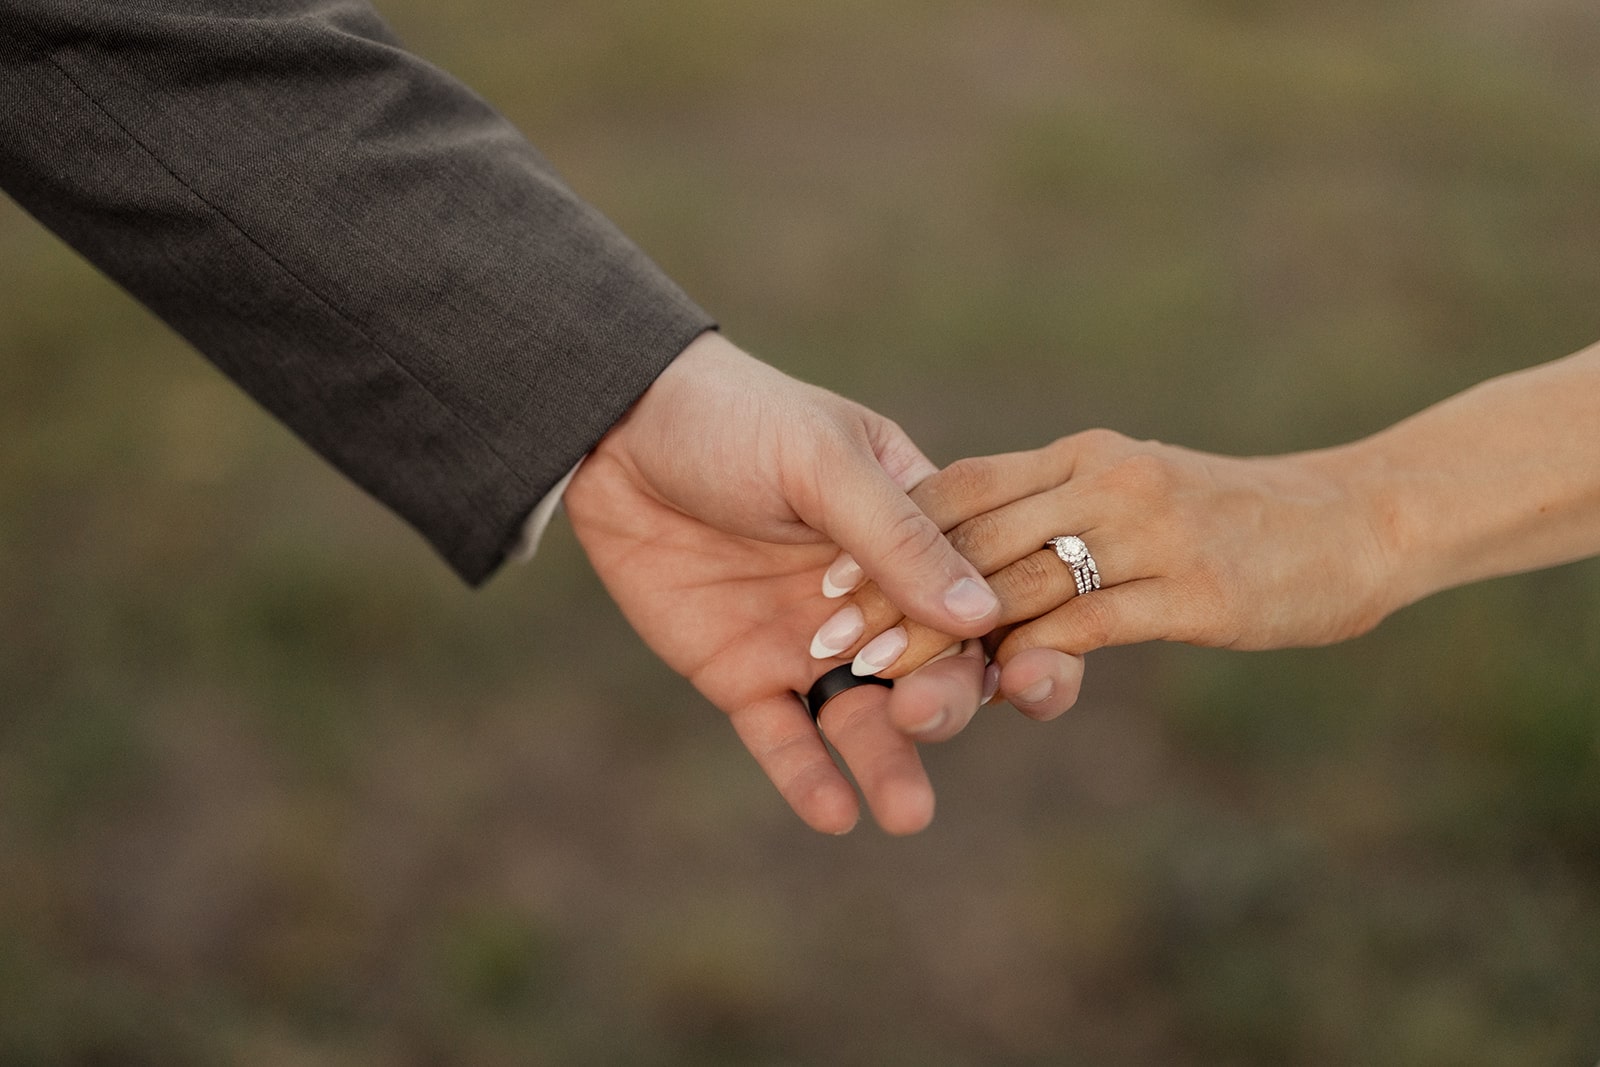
[1066,427,1127,457]
[880,509,947,566]
[784,762,851,827]
[758,729,831,795]
[932,456,996,508]
[1101,451,1173,498]
[1042,435,1075,460]
[820,691,879,742]
[948,508,1004,562]
[1001,551,1067,611]
[1070,595,1117,651]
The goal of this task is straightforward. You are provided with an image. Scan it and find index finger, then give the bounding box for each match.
[909,444,1079,531]
[816,443,1080,653]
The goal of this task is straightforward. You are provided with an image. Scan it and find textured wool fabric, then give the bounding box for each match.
[0,0,714,584]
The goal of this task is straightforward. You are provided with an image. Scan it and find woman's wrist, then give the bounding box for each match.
[1297,438,1418,634]
[1329,346,1600,619]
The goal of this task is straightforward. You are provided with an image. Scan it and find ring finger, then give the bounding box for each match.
[872,525,1131,677]
[812,482,1107,665]
[816,682,936,835]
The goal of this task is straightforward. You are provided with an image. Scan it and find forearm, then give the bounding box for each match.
[1342,341,1600,613]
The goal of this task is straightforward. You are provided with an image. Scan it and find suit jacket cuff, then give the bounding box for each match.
[508,457,584,563]
[0,3,714,585]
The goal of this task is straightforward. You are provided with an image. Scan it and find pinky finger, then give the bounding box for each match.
[997,648,1085,721]
[994,579,1175,662]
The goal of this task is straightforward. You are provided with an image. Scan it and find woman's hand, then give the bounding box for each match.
[811,429,1399,732]
[808,341,1600,747]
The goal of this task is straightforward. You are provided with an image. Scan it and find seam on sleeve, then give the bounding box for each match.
[22,23,541,500]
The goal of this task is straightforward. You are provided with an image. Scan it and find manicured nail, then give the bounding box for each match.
[981,663,1001,705]
[944,578,999,623]
[852,627,907,676]
[822,554,863,598]
[1015,677,1054,705]
[809,605,865,660]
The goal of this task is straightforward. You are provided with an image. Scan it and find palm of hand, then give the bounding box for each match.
[564,447,884,832]
[566,448,836,710]
[555,332,978,833]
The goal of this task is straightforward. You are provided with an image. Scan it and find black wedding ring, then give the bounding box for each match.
[804,664,893,723]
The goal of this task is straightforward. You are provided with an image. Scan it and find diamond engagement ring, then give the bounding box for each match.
[1045,535,1102,596]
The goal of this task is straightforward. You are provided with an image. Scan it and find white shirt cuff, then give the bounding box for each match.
[509,457,584,563]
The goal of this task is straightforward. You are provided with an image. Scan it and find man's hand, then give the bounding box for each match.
[562,332,999,834]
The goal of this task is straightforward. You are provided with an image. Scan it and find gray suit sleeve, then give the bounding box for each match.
[0,0,715,584]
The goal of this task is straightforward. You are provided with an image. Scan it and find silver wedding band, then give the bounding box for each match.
[1045,535,1102,596]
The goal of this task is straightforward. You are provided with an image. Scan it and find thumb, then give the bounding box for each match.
[798,422,1001,638]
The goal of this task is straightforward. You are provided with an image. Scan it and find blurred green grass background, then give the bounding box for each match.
[4,1,1600,1063]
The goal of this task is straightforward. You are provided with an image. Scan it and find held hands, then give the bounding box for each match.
[569,329,1395,838]
[566,334,1396,835]
[563,332,1000,835]
[571,335,1598,834]
[562,333,1372,834]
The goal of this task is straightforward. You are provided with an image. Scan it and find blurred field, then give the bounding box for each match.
[4,2,1600,1063]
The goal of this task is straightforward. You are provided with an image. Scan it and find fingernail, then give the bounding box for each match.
[1016,677,1054,705]
[822,554,863,598]
[852,627,907,676]
[944,577,999,623]
[981,663,1001,705]
[809,605,865,660]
